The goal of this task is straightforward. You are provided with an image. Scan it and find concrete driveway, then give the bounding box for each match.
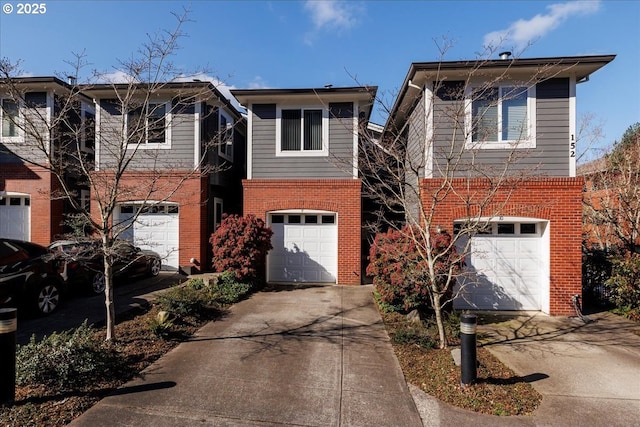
[70,284,423,427]
[475,311,640,427]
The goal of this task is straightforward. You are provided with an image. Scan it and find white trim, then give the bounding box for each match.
[80,102,95,153]
[126,101,172,150]
[247,105,253,179]
[268,209,336,216]
[275,105,329,157]
[352,101,359,178]
[464,83,537,150]
[569,76,577,177]
[194,102,201,168]
[80,189,90,211]
[213,197,224,231]
[94,99,101,171]
[218,108,234,162]
[0,97,23,142]
[424,84,434,179]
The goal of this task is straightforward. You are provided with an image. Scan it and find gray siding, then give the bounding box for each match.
[97,99,195,170]
[251,103,354,179]
[405,94,425,224]
[430,78,571,178]
[1,91,49,164]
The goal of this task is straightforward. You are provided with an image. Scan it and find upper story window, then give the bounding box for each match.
[465,84,536,149]
[218,110,233,161]
[127,101,171,148]
[1,99,20,138]
[276,106,328,157]
[81,103,95,152]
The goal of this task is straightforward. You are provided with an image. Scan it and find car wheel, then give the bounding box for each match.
[35,282,60,315]
[91,272,106,294]
[149,258,161,277]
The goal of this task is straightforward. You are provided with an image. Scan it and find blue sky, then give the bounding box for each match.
[1,0,638,159]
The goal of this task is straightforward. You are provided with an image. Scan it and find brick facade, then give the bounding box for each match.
[243,179,362,285]
[91,172,208,271]
[421,177,584,316]
[0,164,64,245]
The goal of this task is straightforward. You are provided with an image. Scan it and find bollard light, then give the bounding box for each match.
[0,308,17,404]
[460,313,477,386]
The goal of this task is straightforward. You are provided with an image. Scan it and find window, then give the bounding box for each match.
[467,84,535,149]
[277,106,328,156]
[127,102,170,147]
[1,99,19,138]
[288,215,301,224]
[304,215,318,224]
[321,215,335,224]
[218,112,233,161]
[497,223,515,234]
[520,223,537,234]
[81,104,95,151]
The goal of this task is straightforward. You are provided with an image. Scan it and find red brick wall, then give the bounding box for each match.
[243,179,361,285]
[421,177,584,315]
[91,172,208,270]
[0,164,63,245]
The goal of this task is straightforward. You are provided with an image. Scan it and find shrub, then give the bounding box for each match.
[605,252,640,320]
[213,270,252,304]
[367,226,460,312]
[16,321,124,390]
[210,214,273,283]
[147,310,174,338]
[156,283,217,319]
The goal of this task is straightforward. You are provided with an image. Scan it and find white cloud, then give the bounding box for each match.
[248,76,270,89]
[303,0,362,45]
[94,70,139,84]
[483,0,600,51]
[304,0,358,31]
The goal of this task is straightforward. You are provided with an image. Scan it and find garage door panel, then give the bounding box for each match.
[0,197,30,241]
[455,224,545,311]
[268,215,337,283]
[117,206,179,271]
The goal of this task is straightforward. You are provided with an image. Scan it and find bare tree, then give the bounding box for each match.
[358,46,581,348]
[0,8,235,340]
[582,123,640,253]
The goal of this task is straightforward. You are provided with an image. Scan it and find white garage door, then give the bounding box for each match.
[268,213,337,283]
[454,222,545,311]
[117,204,179,271]
[0,195,30,241]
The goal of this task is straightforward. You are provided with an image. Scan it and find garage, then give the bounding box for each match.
[268,212,337,283]
[0,195,30,241]
[116,203,179,271]
[454,220,549,311]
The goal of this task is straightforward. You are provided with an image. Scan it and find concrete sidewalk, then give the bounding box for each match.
[409,311,640,427]
[70,284,423,427]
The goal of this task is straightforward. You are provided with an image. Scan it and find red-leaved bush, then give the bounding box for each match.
[209,214,273,283]
[366,226,460,312]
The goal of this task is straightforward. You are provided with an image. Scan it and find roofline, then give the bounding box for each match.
[407,54,616,74]
[80,81,243,119]
[1,76,93,103]
[231,86,377,97]
[387,54,616,131]
[231,85,378,121]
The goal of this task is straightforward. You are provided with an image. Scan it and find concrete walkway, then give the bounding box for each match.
[70,284,423,427]
[407,311,640,427]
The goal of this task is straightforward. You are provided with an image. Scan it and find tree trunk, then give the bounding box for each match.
[103,241,116,341]
[432,293,447,349]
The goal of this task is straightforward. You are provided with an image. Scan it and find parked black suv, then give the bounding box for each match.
[0,238,64,315]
